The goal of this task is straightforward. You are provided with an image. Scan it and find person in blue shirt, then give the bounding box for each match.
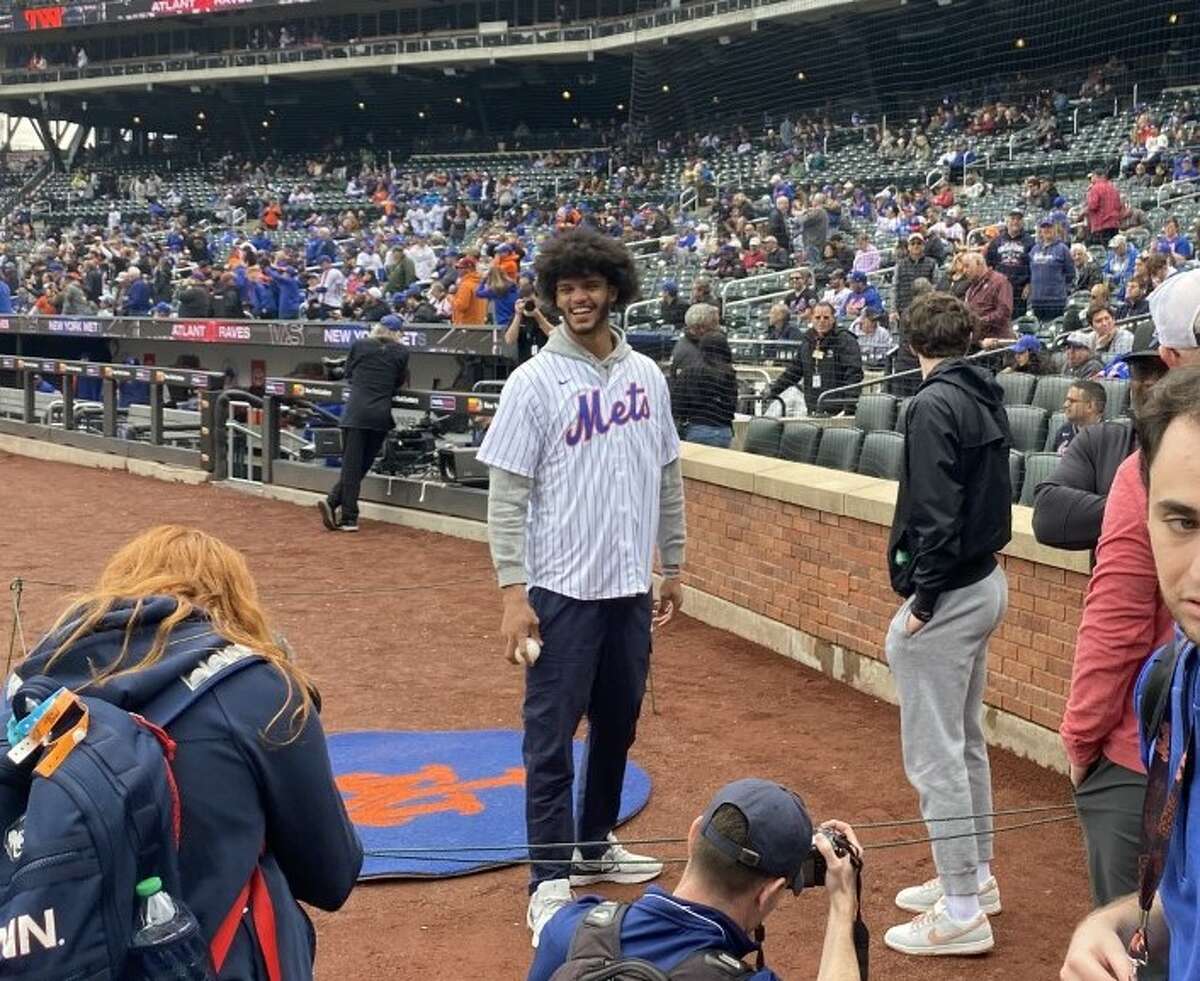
[1060,364,1200,981]
[1027,218,1075,321]
[1103,236,1139,299]
[529,779,862,981]
[267,263,303,319]
[304,228,337,267]
[122,270,154,316]
[1155,217,1194,268]
[0,276,12,314]
[838,271,883,320]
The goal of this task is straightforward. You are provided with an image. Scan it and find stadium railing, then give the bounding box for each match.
[0,0,799,89]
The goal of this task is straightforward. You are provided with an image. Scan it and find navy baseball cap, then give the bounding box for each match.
[380,314,404,330]
[849,271,868,284]
[1037,217,1054,228]
[700,779,814,894]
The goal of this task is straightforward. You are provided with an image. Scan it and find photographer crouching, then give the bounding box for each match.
[529,779,863,981]
[318,317,410,532]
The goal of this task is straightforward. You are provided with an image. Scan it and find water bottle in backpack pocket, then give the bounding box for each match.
[128,877,215,981]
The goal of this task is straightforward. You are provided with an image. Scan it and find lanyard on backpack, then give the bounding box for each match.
[6,687,89,778]
[1129,636,1194,970]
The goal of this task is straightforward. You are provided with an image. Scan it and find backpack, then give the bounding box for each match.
[0,637,272,980]
[548,902,755,981]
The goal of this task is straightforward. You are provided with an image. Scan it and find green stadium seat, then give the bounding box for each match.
[1095,378,1130,420]
[995,372,1037,406]
[744,417,784,458]
[814,426,865,472]
[1005,405,1050,453]
[1009,450,1025,504]
[853,393,900,433]
[857,431,905,480]
[778,422,822,464]
[1020,452,1061,506]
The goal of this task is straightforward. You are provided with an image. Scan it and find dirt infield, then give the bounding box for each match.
[1,450,1091,979]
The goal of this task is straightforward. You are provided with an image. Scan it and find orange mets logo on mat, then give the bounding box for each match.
[337,764,525,827]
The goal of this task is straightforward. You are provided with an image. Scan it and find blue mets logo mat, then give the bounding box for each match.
[326,729,653,879]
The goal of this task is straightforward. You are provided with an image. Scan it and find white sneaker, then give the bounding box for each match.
[569,833,664,885]
[527,878,574,949]
[884,899,994,957]
[895,875,1002,915]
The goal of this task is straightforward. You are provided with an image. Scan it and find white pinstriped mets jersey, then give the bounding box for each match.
[478,339,680,601]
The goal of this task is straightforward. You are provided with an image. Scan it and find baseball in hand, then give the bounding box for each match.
[523,638,541,666]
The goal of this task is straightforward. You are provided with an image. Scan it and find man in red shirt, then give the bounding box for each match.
[962,251,1014,347]
[1062,271,1200,979]
[1083,169,1123,247]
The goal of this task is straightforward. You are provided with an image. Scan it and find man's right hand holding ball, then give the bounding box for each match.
[501,584,542,667]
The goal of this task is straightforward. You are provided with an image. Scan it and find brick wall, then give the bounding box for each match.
[682,477,1091,734]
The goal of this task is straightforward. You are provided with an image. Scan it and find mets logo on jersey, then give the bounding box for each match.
[564,383,651,446]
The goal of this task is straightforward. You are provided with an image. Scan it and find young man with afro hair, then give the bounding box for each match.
[478,228,688,945]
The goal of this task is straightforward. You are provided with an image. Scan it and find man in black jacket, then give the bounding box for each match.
[882,292,1013,958]
[318,319,410,533]
[1032,347,1169,553]
[765,302,863,414]
[889,234,940,397]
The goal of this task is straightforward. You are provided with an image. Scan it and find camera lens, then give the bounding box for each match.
[524,299,537,313]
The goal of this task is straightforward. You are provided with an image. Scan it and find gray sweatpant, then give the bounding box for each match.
[885,565,1008,897]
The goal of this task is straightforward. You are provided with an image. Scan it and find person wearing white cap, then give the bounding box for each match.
[1147,266,1200,368]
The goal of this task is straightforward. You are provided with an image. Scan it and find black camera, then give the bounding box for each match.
[523,298,537,314]
[797,829,855,889]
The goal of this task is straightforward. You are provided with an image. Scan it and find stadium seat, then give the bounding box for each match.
[1031,376,1075,416]
[857,431,905,480]
[778,422,822,464]
[744,417,784,458]
[1095,378,1130,420]
[853,393,899,433]
[1044,411,1068,452]
[1009,450,1025,504]
[994,372,1037,406]
[1005,405,1050,453]
[1020,452,1061,506]
[893,398,911,434]
[814,426,865,472]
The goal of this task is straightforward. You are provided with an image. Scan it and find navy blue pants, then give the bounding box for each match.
[524,587,652,890]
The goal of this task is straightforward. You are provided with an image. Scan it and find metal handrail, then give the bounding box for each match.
[814,345,1013,413]
[0,0,797,88]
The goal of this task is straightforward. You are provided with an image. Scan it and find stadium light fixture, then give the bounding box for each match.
[1014,37,1026,48]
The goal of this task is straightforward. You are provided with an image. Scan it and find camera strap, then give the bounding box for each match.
[754,850,869,980]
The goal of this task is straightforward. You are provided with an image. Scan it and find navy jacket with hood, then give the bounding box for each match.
[7,597,362,980]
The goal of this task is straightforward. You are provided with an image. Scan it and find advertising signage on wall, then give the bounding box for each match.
[7,0,314,32]
[1,314,504,358]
